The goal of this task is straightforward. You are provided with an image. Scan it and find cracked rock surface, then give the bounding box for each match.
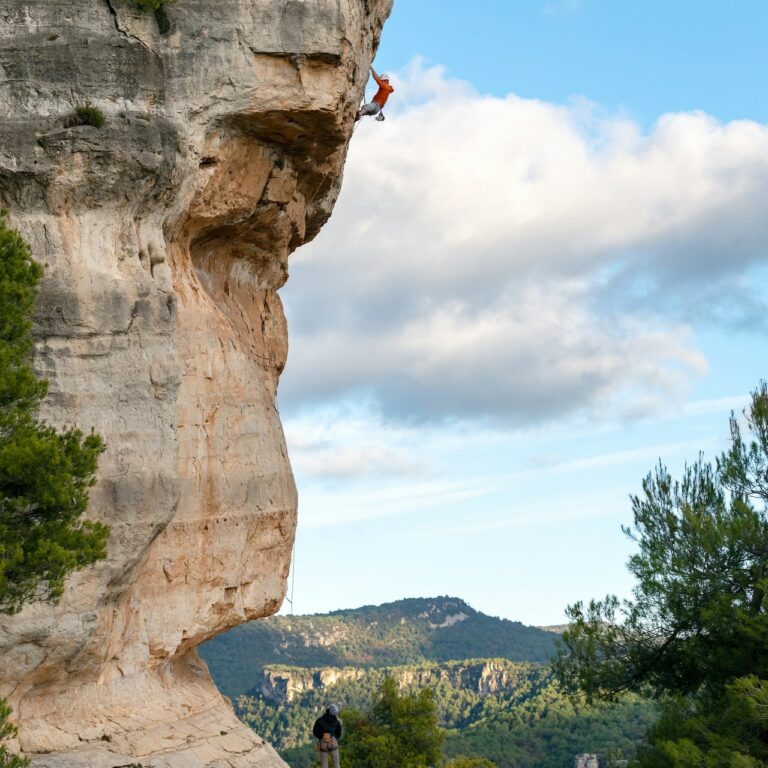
[0,1,392,765]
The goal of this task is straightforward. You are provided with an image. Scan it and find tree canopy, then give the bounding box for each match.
[343,677,443,768]
[555,382,768,766]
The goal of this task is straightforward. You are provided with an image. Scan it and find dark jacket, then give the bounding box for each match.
[313,712,342,741]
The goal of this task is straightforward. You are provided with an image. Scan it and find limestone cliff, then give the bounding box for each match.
[260,660,521,705]
[0,1,392,766]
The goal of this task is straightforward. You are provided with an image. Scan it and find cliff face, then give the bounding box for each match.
[260,660,521,705]
[0,1,392,765]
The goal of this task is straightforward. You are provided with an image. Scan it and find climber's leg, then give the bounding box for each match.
[355,101,382,122]
[319,751,329,768]
[331,749,340,768]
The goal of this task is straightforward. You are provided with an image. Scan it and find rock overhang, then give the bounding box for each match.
[0,1,393,765]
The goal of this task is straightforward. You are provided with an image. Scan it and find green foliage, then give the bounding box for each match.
[630,677,768,768]
[237,660,544,750]
[64,104,105,129]
[445,757,496,768]
[216,596,654,767]
[343,678,443,768]
[233,659,655,768]
[0,699,29,768]
[134,0,174,32]
[0,213,108,614]
[201,597,557,699]
[443,685,655,768]
[555,382,768,765]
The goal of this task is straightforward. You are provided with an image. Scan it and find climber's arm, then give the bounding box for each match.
[370,65,384,87]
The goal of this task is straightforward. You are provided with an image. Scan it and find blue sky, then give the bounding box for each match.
[276,1,768,625]
[378,0,768,127]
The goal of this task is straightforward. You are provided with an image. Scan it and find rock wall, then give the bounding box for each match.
[0,1,392,765]
[260,660,521,705]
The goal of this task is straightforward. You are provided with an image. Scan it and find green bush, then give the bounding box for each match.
[135,0,174,32]
[64,104,105,129]
[0,698,28,768]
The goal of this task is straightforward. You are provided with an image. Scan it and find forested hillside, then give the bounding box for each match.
[251,661,655,768]
[238,659,544,748]
[201,596,557,698]
[202,597,655,767]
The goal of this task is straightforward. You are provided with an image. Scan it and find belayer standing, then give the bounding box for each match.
[355,65,394,122]
[313,703,342,768]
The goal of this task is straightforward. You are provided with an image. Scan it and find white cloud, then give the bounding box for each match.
[285,401,715,529]
[285,405,431,480]
[281,61,768,425]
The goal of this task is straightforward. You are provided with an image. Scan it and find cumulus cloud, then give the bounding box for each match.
[280,61,768,425]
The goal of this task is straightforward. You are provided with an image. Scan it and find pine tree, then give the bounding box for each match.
[343,677,443,768]
[0,213,109,766]
[0,700,27,768]
[555,382,768,766]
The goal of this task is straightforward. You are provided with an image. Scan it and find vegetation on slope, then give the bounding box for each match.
[205,595,654,766]
[236,660,656,768]
[237,659,544,749]
[443,687,654,768]
[270,676,656,768]
[201,596,558,699]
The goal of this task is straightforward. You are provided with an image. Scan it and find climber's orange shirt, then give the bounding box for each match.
[372,77,394,107]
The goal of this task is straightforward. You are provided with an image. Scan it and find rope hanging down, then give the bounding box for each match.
[283,537,297,616]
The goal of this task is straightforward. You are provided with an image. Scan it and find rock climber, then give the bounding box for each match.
[312,703,342,768]
[355,65,394,123]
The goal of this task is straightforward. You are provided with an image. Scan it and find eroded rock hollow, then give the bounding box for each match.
[0,1,392,765]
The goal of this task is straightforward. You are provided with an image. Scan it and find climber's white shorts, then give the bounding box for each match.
[359,101,382,117]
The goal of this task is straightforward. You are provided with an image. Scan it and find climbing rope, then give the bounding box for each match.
[307,170,332,206]
[284,537,297,616]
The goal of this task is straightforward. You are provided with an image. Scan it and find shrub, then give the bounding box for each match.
[134,0,175,33]
[64,104,105,129]
[0,698,28,768]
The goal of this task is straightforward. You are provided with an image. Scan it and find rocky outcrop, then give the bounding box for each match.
[260,660,524,705]
[0,1,392,766]
[260,667,366,704]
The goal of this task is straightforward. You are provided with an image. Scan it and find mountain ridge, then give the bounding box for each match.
[200,595,559,699]
[201,596,655,768]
